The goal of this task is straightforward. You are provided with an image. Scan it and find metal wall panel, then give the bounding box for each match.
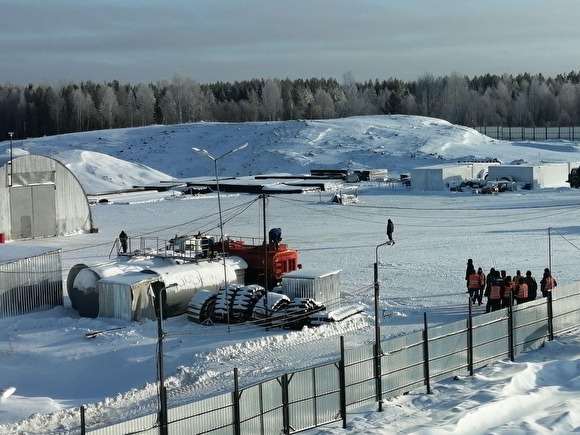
[512,301,549,355]
[0,249,62,318]
[88,414,158,435]
[10,186,32,238]
[168,393,234,434]
[32,184,56,237]
[553,282,580,334]
[472,310,510,368]
[382,330,425,397]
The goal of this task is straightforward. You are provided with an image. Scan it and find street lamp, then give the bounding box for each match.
[192,142,248,325]
[8,132,13,187]
[155,282,177,435]
[373,240,390,412]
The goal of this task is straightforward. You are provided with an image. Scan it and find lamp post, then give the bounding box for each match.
[156,282,177,435]
[192,143,248,325]
[8,132,13,187]
[373,240,390,412]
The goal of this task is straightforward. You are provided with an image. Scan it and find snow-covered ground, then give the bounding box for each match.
[1,115,580,434]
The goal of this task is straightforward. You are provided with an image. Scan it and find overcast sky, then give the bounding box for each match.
[2,0,580,86]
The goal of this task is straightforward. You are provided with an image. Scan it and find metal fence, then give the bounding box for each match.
[0,248,63,318]
[84,282,580,435]
[475,126,580,141]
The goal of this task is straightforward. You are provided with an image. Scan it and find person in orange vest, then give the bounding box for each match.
[540,268,557,297]
[515,277,529,304]
[513,270,524,287]
[467,269,481,304]
[502,275,514,308]
[488,270,503,312]
[475,267,486,306]
[484,267,496,313]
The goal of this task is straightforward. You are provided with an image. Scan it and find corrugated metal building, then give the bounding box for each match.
[488,162,580,188]
[281,269,341,309]
[0,245,63,318]
[410,163,496,191]
[0,154,93,241]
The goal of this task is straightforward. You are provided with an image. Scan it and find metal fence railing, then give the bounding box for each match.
[475,126,580,141]
[83,282,580,435]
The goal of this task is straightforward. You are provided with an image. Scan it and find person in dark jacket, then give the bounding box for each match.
[465,259,475,292]
[119,230,128,253]
[269,227,282,249]
[488,269,504,312]
[485,267,496,312]
[540,268,557,297]
[386,219,395,244]
[476,267,486,306]
[525,270,538,301]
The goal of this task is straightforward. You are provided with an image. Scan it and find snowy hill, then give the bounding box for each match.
[4,115,579,194]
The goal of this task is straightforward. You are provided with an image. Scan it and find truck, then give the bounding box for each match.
[567,167,580,188]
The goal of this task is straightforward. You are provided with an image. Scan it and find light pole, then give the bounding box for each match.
[373,240,390,412]
[192,143,248,325]
[8,132,13,187]
[156,282,177,435]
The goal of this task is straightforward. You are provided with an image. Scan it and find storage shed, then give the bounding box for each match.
[410,163,496,191]
[488,163,577,189]
[0,154,93,241]
[0,244,63,318]
[281,269,341,309]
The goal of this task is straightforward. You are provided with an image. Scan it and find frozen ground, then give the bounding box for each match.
[1,115,580,434]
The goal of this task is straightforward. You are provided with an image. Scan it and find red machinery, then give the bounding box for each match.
[220,239,299,289]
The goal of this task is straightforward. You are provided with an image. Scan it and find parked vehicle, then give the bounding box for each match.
[567,167,580,188]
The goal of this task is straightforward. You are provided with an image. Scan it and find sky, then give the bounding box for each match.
[2,0,580,86]
[1,115,580,433]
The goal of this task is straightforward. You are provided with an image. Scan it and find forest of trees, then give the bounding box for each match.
[2,70,580,140]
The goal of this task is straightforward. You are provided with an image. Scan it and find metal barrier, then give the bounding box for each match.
[82,282,580,434]
[475,126,580,141]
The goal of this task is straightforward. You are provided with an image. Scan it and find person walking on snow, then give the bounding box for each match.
[467,269,481,304]
[386,219,395,244]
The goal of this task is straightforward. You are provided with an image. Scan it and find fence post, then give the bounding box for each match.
[422,312,432,394]
[508,293,514,362]
[339,336,347,429]
[80,406,86,435]
[467,298,474,376]
[281,373,290,435]
[547,292,554,341]
[233,368,241,435]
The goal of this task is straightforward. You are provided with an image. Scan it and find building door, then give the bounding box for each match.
[10,185,56,239]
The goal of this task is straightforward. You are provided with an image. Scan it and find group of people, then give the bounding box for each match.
[465,259,557,313]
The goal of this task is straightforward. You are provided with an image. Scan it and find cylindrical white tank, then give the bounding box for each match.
[148,257,248,317]
[68,255,247,318]
[67,255,179,318]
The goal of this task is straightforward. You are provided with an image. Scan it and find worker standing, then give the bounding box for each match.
[386,219,395,245]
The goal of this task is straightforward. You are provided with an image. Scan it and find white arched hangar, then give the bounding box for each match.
[0,154,94,241]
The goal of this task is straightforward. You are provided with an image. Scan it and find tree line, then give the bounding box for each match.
[2,71,580,140]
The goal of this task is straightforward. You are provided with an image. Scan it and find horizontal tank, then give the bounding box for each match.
[144,257,248,317]
[69,255,247,320]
